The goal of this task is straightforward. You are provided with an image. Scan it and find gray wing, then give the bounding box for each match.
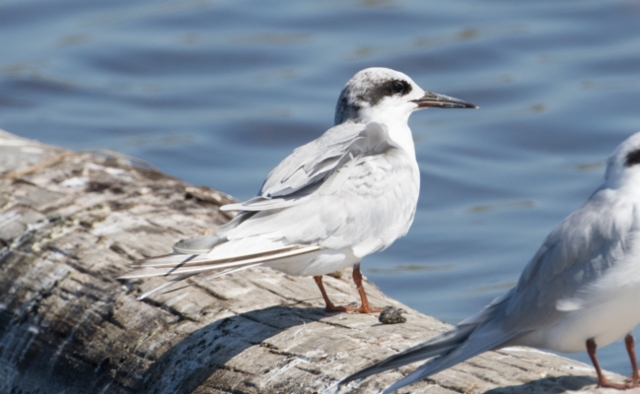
[222,122,400,212]
[493,187,639,333]
[219,121,419,256]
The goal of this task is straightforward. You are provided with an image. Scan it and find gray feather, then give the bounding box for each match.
[173,234,222,254]
[341,325,475,385]
[382,322,522,393]
[119,244,322,278]
[222,122,399,212]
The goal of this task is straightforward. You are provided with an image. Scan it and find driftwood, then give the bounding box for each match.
[0,129,633,394]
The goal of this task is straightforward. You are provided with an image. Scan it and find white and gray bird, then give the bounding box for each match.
[119,67,476,313]
[342,131,640,390]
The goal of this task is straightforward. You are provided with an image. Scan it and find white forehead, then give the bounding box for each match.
[611,132,640,159]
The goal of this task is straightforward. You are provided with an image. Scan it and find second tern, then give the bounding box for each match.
[343,131,640,391]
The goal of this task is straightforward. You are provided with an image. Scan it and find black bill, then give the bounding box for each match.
[413,91,477,109]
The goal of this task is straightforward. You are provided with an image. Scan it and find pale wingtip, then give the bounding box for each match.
[320,380,340,394]
[117,272,160,279]
[137,289,156,300]
[172,234,220,254]
[117,272,140,280]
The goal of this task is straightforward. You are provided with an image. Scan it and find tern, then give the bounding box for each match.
[342,131,640,390]
[119,67,476,313]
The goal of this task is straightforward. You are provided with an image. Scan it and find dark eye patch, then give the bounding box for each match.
[390,80,411,95]
[625,149,640,167]
[365,79,413,106]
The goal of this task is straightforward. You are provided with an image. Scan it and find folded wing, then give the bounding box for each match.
[222,122,400,212]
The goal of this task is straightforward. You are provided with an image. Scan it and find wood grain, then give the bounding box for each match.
[0,129,632,394]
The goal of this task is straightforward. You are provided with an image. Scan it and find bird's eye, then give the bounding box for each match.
[625,149,640,167]
[392,81,406,94]
[367,78,413,105]
[384,80,411,97]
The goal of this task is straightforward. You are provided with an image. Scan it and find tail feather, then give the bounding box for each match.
[119,244,322,278]
[341,325,475,385]
[137,272,198,300]
[119,240,323,299]
[382,323,522,394]
[172,234,221,254]
[342,320,523,394]
[136,263,262,300]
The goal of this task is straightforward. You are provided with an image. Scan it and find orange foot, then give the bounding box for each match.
[357,305,383,314]
[624,370,640,384]
[598,377,635,390]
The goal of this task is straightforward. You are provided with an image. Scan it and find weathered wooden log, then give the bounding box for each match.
[0,129,631,393]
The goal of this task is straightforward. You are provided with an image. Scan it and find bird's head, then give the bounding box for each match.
[334,67,476,125]
[605,132,640,189]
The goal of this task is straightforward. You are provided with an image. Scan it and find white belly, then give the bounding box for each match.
[520,285,640,353]
[265,248,360,276]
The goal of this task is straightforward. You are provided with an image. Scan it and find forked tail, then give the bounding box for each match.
[118,237,322,299]
[341,320,519,393]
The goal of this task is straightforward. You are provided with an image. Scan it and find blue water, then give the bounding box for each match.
[2,0,640,377]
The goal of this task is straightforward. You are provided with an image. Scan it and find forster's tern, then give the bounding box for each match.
[119,67,476,313]
[343,131,640,390]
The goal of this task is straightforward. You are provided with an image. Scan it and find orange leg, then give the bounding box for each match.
[587,338,629,389]
[352,264,382,314]
[625,334,640,384]
[313,276,355,313]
